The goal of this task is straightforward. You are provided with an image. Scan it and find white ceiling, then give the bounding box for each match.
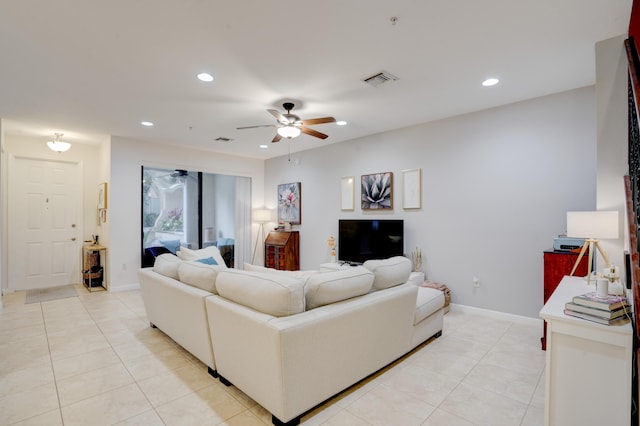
[0,0,632,159]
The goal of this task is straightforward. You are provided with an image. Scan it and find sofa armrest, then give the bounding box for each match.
[137,268,215,369]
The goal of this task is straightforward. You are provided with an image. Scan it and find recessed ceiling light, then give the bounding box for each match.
[482,78,499,87]
[197,72,214,82]
[141,121,154,127]
[259,144,268,149]
[336,120,347,126]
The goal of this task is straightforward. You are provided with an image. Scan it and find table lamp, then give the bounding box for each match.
[566,211,619,284]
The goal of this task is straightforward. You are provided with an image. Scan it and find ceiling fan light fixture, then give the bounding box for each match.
[46,133,71,153]
[277,125,301,139]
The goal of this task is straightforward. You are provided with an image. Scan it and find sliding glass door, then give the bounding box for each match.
[141,166,250,267]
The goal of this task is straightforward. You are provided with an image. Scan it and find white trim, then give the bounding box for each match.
[107,283,140,292]
[450,303,543,327]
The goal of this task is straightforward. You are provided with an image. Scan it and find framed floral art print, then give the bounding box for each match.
[278,182,301,224]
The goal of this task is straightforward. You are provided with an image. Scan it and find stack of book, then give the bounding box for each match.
[564,292,631,325]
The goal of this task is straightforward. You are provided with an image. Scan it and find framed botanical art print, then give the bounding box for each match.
[278,182,301,224]
[361,172,393,210]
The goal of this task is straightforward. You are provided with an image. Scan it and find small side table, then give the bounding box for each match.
[82,244,107,292]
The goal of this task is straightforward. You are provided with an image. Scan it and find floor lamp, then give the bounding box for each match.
[567,211,619,284]
[251,209,272,264]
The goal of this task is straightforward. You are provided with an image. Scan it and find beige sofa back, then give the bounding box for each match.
[205,282,418,424]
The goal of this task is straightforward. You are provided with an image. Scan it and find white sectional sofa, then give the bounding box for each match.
[138,245,229,376]
[137,252,444,426]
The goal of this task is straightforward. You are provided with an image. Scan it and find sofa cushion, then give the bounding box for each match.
[363,256,412,290]
[216,269,305,317]
[177,245,227,267]
[244,263,320,280]
[178,261,224,293]
[304,266,374,310]
[414,287,445,325]
[152,253,181,279]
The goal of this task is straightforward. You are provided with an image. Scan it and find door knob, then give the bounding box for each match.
[71,237,76,241]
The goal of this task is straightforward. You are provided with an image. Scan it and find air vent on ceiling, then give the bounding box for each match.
[215,137,233,142]
[362,71,399,87]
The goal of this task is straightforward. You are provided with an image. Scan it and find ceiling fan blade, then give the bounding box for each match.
[300,126,328,140]
[236,124,275,130]
[302,116,336,126]
[272,133,282,143]
[267,109,288,124]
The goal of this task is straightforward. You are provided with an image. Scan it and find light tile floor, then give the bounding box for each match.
[0,286,545,425]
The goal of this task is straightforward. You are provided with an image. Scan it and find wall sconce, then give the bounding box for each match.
[47,133,71,153]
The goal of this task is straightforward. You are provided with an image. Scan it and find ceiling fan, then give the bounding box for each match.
[237,102,336,143]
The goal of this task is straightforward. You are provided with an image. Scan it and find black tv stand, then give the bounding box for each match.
[339,261,362,267]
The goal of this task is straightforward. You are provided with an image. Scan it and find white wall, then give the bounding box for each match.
[107,137,264,291]
[596,35,628,273]
[265,87,597,318]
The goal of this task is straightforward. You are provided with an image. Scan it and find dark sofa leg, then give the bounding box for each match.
[150,322,157,328]
[219,375,232,387]
[272,415,300,426]
[434,330,442,338]
[207,367,218,378]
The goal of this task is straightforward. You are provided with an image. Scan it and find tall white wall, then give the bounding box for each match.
[107,137,264,291]
[265,87,597,318]
[596,35,628,273]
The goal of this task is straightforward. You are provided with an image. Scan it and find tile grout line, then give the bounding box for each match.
[425,319,525,426]
[40,301,66,426]
[76,290,168,425]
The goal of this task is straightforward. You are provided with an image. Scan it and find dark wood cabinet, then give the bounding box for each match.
[264,231,299,271]
[541,249,590,350]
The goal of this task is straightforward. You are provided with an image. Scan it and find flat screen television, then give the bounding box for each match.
[338,219,404,264]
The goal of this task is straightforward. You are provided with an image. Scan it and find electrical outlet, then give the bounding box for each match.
[473,276,480,288]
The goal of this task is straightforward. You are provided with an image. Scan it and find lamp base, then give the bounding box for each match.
[569,239,610,285]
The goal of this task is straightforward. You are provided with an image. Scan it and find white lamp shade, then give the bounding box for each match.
[253,208,272,223]
[566,211,619,239]
[277,126,301,138]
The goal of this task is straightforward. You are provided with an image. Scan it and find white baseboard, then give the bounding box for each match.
[107,283,140,292]
[450,303,543,327]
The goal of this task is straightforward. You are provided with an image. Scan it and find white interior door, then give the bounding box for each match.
[8,157,81,291]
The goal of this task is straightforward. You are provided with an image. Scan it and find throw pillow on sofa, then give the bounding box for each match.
[178,245,227,267]
[152,253,181,279]
[196,256,218,265]
[363,256,412,290]
[304,266,374,310]
[215,269,305,317]
[178,261,224,293]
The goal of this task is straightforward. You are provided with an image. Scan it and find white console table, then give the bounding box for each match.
[539,275,632,426]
